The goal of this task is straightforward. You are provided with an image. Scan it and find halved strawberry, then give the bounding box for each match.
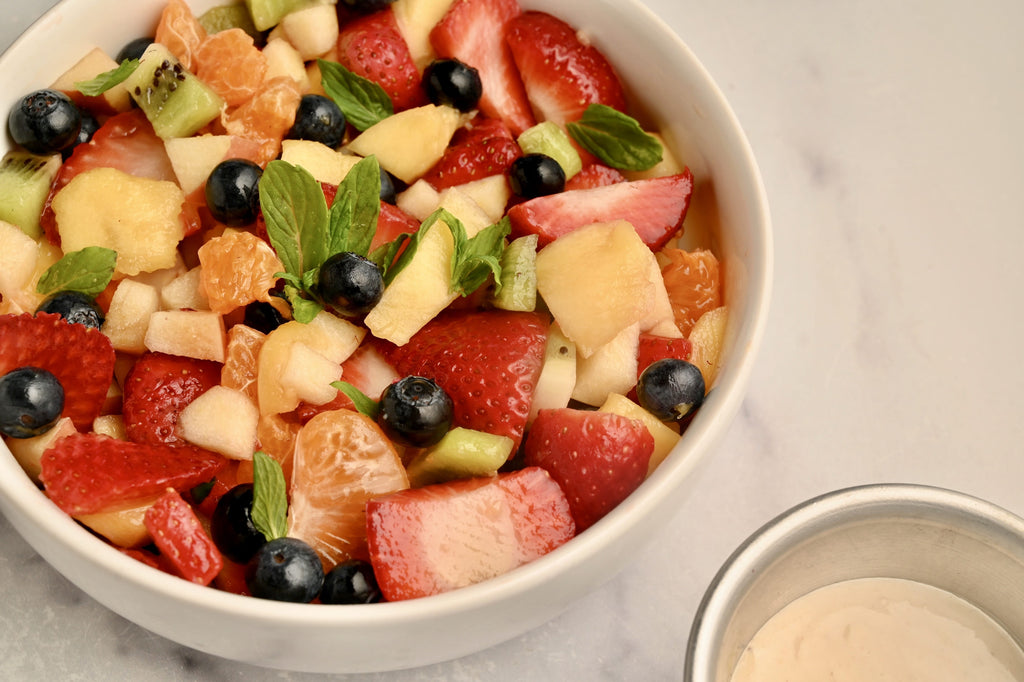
[430,0,535,135]
[421,117,522,190]
[366,466,574,600]
[508,170,694,251]
[337,7,426,112]
[565,163,626,191]
[122,352,222,446]
[144,488,224,585]
[39,109,198,245]
[0,312,115,430]
[383,309,548,450]
[506,11,627,125]
[525,408,654,531]
[39,432,227,516]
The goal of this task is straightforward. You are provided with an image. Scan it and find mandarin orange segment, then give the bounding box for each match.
[221,76,302,166]
[660,248,723,337]
[197,230,283,314]
[287,409,409,571]
[221,324,266,403]
[195,28,268,108]
[155,0,207,71]
[256,412,301,486]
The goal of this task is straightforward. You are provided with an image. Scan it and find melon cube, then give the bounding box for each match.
[4,416,76,482]
[101,279,161,354]
[144,310,227,362]
[278,342,343,406]
[160,266,210,311]
[392,0,457,71]
[396,179,442,222]
[347,104,467,183]
[164,134,234,196]
[572,322,640,407]
[280,4,339,60]
[178,386,260,460]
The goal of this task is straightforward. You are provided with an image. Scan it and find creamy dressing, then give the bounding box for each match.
[730,577,1024,682]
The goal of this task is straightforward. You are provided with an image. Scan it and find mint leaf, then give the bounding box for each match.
[36,246,117,297]
[368,232,413,278]
[259,160,329,278]
[318,59,393,132]
[327,155,381,257]
[330,380,379,419]
[251,451,288,542]
[75,59,139,96]
[566,104,663,171]
[284,284,323,324]
[450,217,510,296]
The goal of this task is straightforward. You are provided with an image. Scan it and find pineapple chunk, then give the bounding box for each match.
[280,140,360,184]
[572,322,640,407]
[164,134,233,196]
[144,310,227,362]
[160,266,210,311]
[101,279,161,354]
[347,104,467,183]
[535,220,657,357]
[263,38,311,90]
[392,0,457,71]
[179,386,260,460]
[4,417,76,482]
[689,306,729,389]
[53,167,185,277]
[76,497,156,548]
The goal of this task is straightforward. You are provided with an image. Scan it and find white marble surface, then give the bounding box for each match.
[2,0,1023,679]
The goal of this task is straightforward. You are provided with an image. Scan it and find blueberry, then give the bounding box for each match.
[211,484,266,564]
[116,37,154,63]
[36,291,104,330]
[317,252,384,314]
[243,300,287,334]
[507,154,565,198]
[636,358,706,422]
[8,89,82,155]
[379,166,398,205]
[246,537,324,603]
[205,158,263,226]
[423,59,483,113]
[320,560,382,605]
[339,0,397,13]
[0,367,65,439]
[287,94,346,149]
[378,376,453,448]
[62,109,100,161]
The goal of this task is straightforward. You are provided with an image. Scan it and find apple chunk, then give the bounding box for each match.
[144,310,227,362]
[178,386,260,460]
[535,220,657,357]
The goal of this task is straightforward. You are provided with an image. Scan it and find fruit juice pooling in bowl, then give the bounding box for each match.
[0,0,737,609]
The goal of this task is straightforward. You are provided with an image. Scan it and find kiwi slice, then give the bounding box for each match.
[405,427,513,487]
[123,43,224,140]
[199,4,262,41]
[245,0,321,32]
[491,234,539,312]
[0,151,61,238]
[518,121,583,180]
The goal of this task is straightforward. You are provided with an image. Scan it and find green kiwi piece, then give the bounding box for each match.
[199,4,262,41]
[245,0,321,32]
[405,427,513,487]
[517,122,583,180]
[123,43,224,140]
[491,234,539,312]
[0,151,61,238]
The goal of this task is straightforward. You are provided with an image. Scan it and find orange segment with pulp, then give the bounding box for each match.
[660,248,723,336]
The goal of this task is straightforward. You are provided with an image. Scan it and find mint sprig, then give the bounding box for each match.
[330,380,379,419]
[318,59,393,132]
[75,59,140,96]
[566,104,663,171]
[251,451,288,542]
[36,246,117,297]
[259,157,384,323]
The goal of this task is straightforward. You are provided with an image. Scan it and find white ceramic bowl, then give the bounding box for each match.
[0,0,771,673]
[685,484,1024,682]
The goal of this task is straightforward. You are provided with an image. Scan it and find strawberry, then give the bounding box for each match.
[629,333,694,402]
[524,408,654,531]
[421,117,522,190]
[506,11,627,125]
[565,163,626,191]
[372,201,421,252]
[337,7,426,112]
[39,432,227,516]
[0,312,115,430]
[383,309,548,450]
[430,0,535,135]
[144,489,224,585]
[508,170,694,251]
[122,352,222,446]
[39,109,197,245]
[366,466,574,600]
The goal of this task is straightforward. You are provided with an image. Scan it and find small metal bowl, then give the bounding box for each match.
[684,484,1024,682]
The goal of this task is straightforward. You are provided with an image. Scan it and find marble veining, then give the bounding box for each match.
[2,0,1024,680]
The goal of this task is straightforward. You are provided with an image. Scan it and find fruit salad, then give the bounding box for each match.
[0,0,727,604]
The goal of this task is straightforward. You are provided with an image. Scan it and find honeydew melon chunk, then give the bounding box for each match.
[453,174,511,225]
[53,167,185,277]
[347,104,467,184]
[396,179,441,222]
[436,186,490,235]
[160,266,210,311]
[405,427,514,487]
[0,151,61,238]
[123,43,224,140]
[598,393,680,476]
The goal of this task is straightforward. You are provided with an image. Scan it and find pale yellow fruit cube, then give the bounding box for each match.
[144,310,227,362]
[178,386,259,460]
[101,279,161,354]
[598,393,680,476]
[689,305,729,389]
[4,417,76,482]
[347,104,467,183]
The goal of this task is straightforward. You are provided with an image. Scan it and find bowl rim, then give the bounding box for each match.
[684,483,1024,680]
[0,0,774,666]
